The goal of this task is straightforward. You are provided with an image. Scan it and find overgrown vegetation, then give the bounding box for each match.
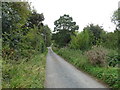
[1,0,119,88]
[53,48,119,88]
[2,1,51,88]
[2,53,46,88]
[2,2,51,60]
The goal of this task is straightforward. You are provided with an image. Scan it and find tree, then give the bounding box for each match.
[2,2,49,60]
[53,14,79,47]
[83,24,104,45]
[21,11,44,36]
[2,2,32,48]
[2,2,31,33]
[26,12,44,28]
[69,30,90,50]
[101,32,118,49]
[111,8,120,30]
[111,8,120,51]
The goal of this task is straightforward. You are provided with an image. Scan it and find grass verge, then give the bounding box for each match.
[2,52,46,88]
[53,47,119,88]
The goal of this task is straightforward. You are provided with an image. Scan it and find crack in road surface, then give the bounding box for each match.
[45,47,107,88]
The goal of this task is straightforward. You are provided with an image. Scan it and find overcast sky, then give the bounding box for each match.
[28,0,119,32]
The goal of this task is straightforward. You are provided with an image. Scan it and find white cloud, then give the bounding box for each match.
[28,0,119,32]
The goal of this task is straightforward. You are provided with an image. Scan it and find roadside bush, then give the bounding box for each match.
[85,46,108,67]
[107,53,120,67]
[2,47,20,60]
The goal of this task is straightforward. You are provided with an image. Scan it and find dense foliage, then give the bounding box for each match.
[2,1,51,88]
[69,30,90,50]
[2,2,51,60]
[52,14,79,47]
[83,24,104,45]
[69,24,119,51]
[112,8,120,30]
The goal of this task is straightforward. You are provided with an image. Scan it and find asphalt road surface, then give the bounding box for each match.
[45,47,107,88]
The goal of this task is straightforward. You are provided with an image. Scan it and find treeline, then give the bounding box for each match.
[70,24,118,51]
[52,11,119,50]
[2,2,51,60]
[52,9,120,67]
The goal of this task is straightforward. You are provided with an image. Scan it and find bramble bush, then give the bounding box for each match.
[85,46,108,67]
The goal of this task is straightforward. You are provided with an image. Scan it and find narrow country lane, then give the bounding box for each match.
[45,47,107,88]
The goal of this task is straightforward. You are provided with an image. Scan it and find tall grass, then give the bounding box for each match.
[2,53,46,88]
